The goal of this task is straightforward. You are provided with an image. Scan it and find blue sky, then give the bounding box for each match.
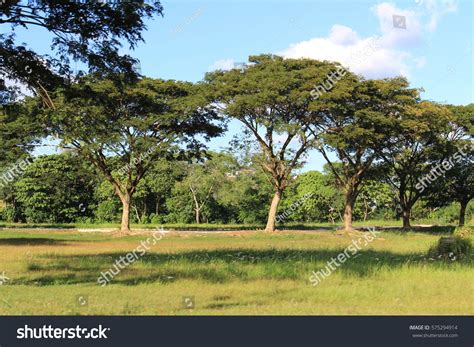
[16,0,473,171]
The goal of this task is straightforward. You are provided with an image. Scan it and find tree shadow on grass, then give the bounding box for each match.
[0,238,70,246]
[11,247,466,286]
[381,226,458,234]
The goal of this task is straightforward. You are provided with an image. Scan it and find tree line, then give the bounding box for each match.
[1,2,472,232]
[0,55,473,232]
[1,150,471,227]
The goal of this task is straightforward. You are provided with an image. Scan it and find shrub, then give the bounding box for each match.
[149,213,166,224]
[428,236,472,260]
[0,205,19,222]
[94,200,120,223]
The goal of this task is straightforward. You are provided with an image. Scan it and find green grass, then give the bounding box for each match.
[0,227,472,315]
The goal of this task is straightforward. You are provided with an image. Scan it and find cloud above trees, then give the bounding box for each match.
[209,1,457,79]
[280,1,457,78]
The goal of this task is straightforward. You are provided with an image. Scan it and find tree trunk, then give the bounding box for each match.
[402,206,411,230]
[132,205,141,224]
[195,208,201,224]
[120,193,131,232]
[363,199,369,221]
[265,190,282,232]
[459,200,468,227]
[343,194,355,232]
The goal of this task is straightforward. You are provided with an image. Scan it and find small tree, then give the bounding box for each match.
[355,180,393,222]
[14,154,96,223]
[185,161,219,224]
[49,76,223,231]
[206,54,345,231]
[280,170,342,223]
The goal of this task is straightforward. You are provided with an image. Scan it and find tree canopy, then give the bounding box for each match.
[47,76,224,231]
[1,0,163,100]
[206,54,347,231]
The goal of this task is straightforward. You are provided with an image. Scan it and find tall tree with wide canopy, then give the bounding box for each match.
[312,77,420,231]
[377,101,454,229]
[48,76,223,232]
[1,0,163,169]
[205,54,347,232]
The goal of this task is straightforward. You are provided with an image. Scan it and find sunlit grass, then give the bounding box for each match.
[0,228,472,315]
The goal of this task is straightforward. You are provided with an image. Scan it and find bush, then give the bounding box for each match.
[428,236,472,260]
[149,213,166,224]
[94,200,120,223]
[1,205,19,222]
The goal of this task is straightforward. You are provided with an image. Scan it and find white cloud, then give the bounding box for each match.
[414,57,427,68]
[279,1,457,79]
[208,59,235,71]
[371,3,424,48]
[423,0,457,32]
[328,24,359,45]
[209,1,457,79]
[280,26,412,78]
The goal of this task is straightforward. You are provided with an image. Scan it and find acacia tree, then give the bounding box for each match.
[206,54,346,232]
[425,147,473,226]
[377,101,454,229]
[1,0,163,177]
[313,77,419,231]
[48,76,223,231]
[423,104,474,226]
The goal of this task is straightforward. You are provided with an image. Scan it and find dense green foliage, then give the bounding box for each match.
[1,0,165,189]
[44,76,224,231]
[1,1,163,97]
[14,154,96,223]
[1,151,472,226]
[0,46,472,229]
[205,55,348,231]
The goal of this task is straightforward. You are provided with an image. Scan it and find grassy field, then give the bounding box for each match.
[0,227,473,315]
